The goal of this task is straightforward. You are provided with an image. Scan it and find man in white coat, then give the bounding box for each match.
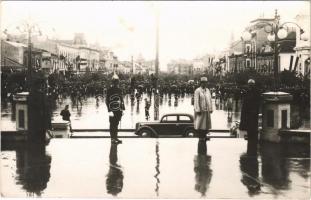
[194,77,213,141]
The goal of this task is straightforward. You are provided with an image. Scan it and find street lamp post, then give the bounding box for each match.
[16,22,43,91]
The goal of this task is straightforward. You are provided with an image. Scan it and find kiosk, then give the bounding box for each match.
[261,92,293,142]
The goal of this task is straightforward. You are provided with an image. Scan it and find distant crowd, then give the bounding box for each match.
[1,70,310,107]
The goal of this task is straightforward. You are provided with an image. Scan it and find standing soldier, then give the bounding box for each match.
[106,74,125,144]
[194,77,213,141]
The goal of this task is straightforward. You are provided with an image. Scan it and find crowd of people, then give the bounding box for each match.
[1,70,309,107]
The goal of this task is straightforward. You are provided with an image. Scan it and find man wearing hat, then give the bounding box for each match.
[194,77,213,141]
[239,79,261,156]
[106,73,125,144]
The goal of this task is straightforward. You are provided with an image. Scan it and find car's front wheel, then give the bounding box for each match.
[184,129,196,137]
[137,129,153,137]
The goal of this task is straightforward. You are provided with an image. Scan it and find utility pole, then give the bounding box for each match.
[154,5,160,120]
[155,8,159,79]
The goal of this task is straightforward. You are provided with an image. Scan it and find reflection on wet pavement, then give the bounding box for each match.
[1,138,310,198]
[15,144,51,197]
[194,140,212,197]
[240,154,261,196]
[154,141,160,196]
[106,144,123,196]
[261,142,291,193]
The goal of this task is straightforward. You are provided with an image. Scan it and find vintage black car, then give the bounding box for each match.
[135,113,196,137]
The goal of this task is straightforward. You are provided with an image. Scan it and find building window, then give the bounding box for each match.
[246,59,251,68]
[245,44,251,54]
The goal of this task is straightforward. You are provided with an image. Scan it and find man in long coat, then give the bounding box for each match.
[239,79,261,156]
[194,77,213,141]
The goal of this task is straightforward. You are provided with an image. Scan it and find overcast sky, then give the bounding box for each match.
[1,1,309,70]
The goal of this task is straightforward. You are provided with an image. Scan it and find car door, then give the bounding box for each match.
[178,115,194,135]
[157,115,179,135]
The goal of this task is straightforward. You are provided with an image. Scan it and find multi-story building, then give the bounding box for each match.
[167,59,193,75]
[1,40,55,74]
[32,33,100,73]
[134,56,155,75]
[192,59,205,74]
[118,61,132,74]
[294,12,310,76]
[78,46,99,72]
[99,49,116,72]
[1,40,26,71]
[228,17,297,75]
[56,42,80,73]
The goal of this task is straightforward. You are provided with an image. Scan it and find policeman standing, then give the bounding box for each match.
[106,74,125,144]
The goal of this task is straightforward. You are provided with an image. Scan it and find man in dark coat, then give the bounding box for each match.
[239,79,261,156]
[60,105,71,121]
[28,77,51,143]
[60,105,72,132]
[106,74,125,144]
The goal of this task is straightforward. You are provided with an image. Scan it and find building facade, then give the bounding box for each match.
[1,40,26,71]
[228,17,297,75]
[167,60,193,75]
[294,13,310,76]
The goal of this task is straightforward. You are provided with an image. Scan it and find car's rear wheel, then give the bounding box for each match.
[138,129,153,137]
[184,129,196,137]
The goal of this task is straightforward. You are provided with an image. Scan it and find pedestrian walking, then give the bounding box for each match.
[144,98,150,120]
[194,77,213,141]
[60,105,72,132]
[106,74,125,144]
[239,79,261,156]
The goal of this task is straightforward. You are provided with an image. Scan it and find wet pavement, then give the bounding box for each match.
[1,138,310,198]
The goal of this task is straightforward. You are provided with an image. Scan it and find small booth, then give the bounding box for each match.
[13,92,29,132]
[261,92,293,143]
